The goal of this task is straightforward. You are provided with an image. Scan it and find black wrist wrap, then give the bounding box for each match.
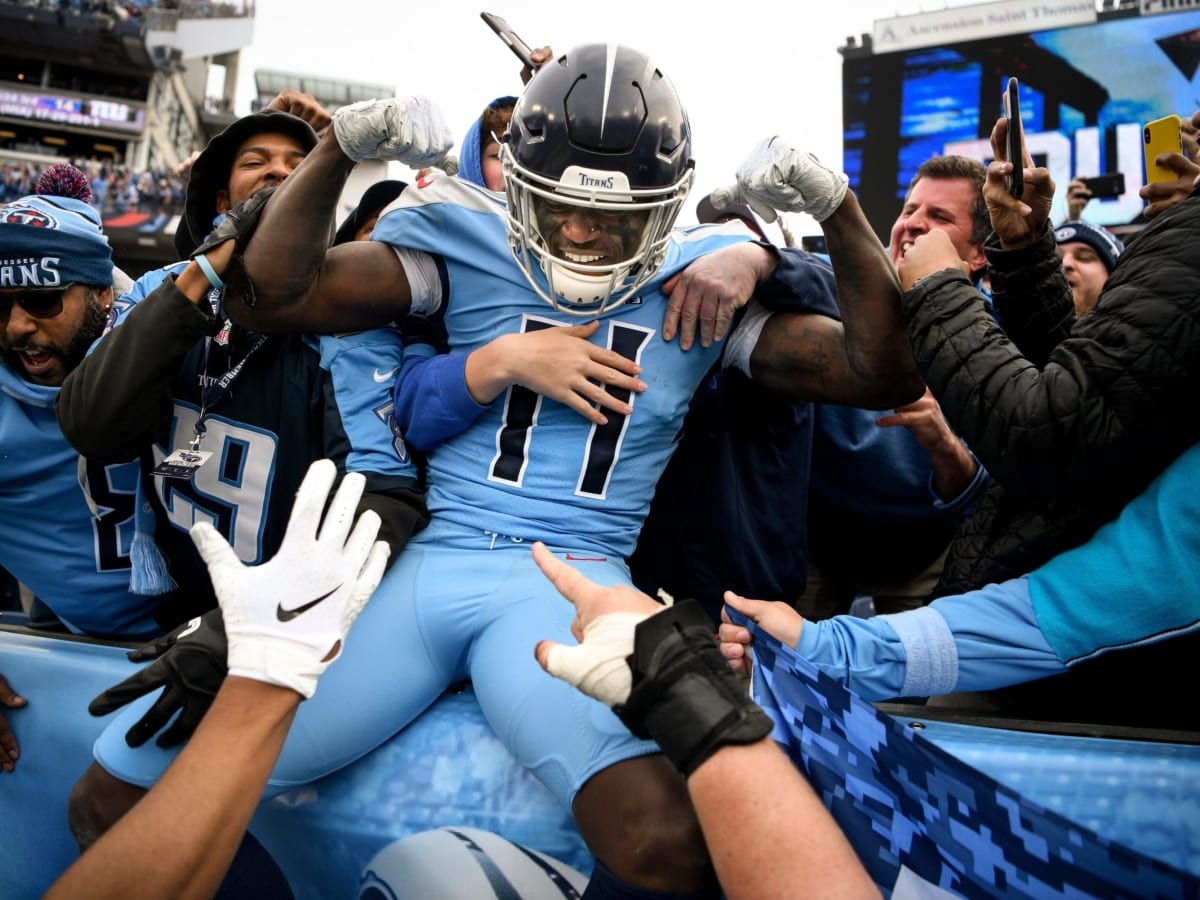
[615,600,773,777]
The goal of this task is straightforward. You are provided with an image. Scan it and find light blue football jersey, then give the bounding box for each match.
[373,177,750,559]
[0,363,157,637]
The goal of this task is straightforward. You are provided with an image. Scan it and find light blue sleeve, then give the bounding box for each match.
[792,576,1067,701]
[313,328,419,483]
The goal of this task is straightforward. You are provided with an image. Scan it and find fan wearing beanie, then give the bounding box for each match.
[55,92,432,881]
[1054,220,1123,316]
[0,163,178,773]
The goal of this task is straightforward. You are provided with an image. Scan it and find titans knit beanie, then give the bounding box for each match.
[1054,221,1123,273]
[0,164,113,288]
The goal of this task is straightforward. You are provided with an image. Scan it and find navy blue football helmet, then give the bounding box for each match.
[502,43,695,314]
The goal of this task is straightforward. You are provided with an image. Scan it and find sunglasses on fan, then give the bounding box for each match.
[0,284,74,320]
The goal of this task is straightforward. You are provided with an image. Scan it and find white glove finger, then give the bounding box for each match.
[190,521,242,574]
[343,540,390,636]
[288,459,339,542]
[353,540,391,606]
[339,508,382,576]
[317,471,367,546]
[743,196,780,223]
[708,184,744,213]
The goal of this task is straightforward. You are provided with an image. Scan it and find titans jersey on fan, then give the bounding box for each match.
[374,176,750,559]
[0,364,157,637]
[105,266,418,602]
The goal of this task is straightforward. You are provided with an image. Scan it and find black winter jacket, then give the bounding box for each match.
[899,193,1200,728]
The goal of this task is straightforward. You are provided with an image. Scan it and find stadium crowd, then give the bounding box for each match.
[0,156,183,216]
[1,41,1197,899]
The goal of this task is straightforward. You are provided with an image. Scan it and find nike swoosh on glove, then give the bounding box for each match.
[191,459,390,699]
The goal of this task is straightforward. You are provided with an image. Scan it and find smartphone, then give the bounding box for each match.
[1143,114,1183,183]
[1080,172,1126,199]
[1003,77,1023,197]
[481,12,536,69]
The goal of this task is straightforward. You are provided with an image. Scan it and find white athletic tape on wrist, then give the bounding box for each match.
[543,612,647,707]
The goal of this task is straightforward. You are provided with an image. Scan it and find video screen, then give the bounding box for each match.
[843,9,1200,237]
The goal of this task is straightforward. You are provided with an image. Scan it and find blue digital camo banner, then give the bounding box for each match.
[733,611,1200,899]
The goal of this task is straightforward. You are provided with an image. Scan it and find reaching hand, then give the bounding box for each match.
[265,89,332,133]
[0,673,25,772]
[1065,177,1092,222]
[661,242,776,350]
[190,185,275,264]
[1139,152,1200,219]
[711,136,849,224]
[496,322,646,425]
[89,609,228,748]
[533,543,772,776]
[195,459,389,699]
[521,45,555,85]
[333,96,454,168]
[531,542,664,707]
[985,116,1054,248]
[719,593,805,678]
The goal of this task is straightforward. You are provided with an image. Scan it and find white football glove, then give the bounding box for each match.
[333,95,455,167]
[541,612,649,707]
[189,459,390,698]
[711,136,849,224]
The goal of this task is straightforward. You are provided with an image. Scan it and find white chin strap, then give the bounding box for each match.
[545,260,627,314]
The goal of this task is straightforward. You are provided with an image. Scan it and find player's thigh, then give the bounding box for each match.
[269,544,458,788]
[467,550,658,809]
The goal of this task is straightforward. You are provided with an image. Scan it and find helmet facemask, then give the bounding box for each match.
[502,135,693,317]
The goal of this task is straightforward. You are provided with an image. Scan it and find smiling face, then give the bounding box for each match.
[1058,241,1110,316]
[531,195,651,270]
[889,175,987,276]
[0,282,111,385]
[215,132,308,213]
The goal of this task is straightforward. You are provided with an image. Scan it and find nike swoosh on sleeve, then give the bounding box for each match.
[276,585,340,622]
[373,367,399,383]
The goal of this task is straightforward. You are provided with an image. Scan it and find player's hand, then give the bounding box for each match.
[532,541,664,707]
[0,673,25,772]
[496,321,646,425]
[193,459,389,699]
[711,136,849,224]
[266,89,332,133]
[661,242,775,349]
[719,593,805,678]
[89,609,228,748]
[1139,152,1200,219]
[986,116,1054,249]
[333,96,454,168]
[521,45,555,85]
[896,230,969,291]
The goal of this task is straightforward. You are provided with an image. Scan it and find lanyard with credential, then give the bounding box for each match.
[153,287,267,479]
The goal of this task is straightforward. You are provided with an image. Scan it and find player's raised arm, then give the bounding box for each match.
[226,97,455,334]
[714,138,924,408]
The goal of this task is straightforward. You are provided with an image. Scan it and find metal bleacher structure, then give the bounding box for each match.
[0,0,255,274]
[0,2,395,275]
